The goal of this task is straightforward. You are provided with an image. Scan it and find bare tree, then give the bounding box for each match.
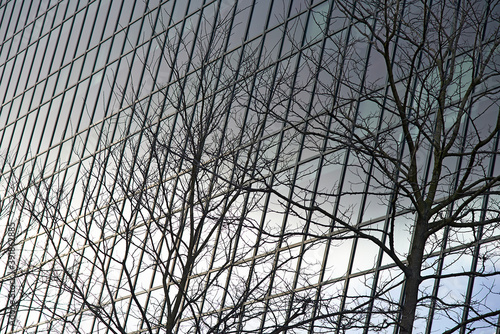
[2,4,329,334]
[264,0,500,333]
[3,1,500,333]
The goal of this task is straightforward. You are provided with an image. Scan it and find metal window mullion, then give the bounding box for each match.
[63,0,138,331]
[458,104,500,334]
[356,1,415,329]
[169,2,234,331]
[0,0,56,327]
[228,0,287,330]
[454,2,500,331]
[107,1,172,332]
[217,2,301,332]
[195,1,275,328]
[85,9,156,334]
[0,0,21,63]
[126,12,181,334]
[114,3,171,331]
[15,0,75,327]
[104,0,199,330]
[0,0,41,172]
[2,1,73,331]
[312,1,379,330]
[274,1,336,332]
[127,0,195,327]
[7,6,49,166]
[143,1,209,329]
[0,1,14,57]
[257,12,318,334]
[189,0,248,326]
[47,2,123,331]
[305,4,364,333]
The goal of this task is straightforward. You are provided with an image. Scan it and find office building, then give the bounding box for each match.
[1,0,499,333]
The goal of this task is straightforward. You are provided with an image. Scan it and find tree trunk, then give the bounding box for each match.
[399,218,427,334]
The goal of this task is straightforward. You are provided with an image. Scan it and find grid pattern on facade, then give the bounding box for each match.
[1,0,500,333]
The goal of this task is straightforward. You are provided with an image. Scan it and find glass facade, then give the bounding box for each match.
[1,0,499,333]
